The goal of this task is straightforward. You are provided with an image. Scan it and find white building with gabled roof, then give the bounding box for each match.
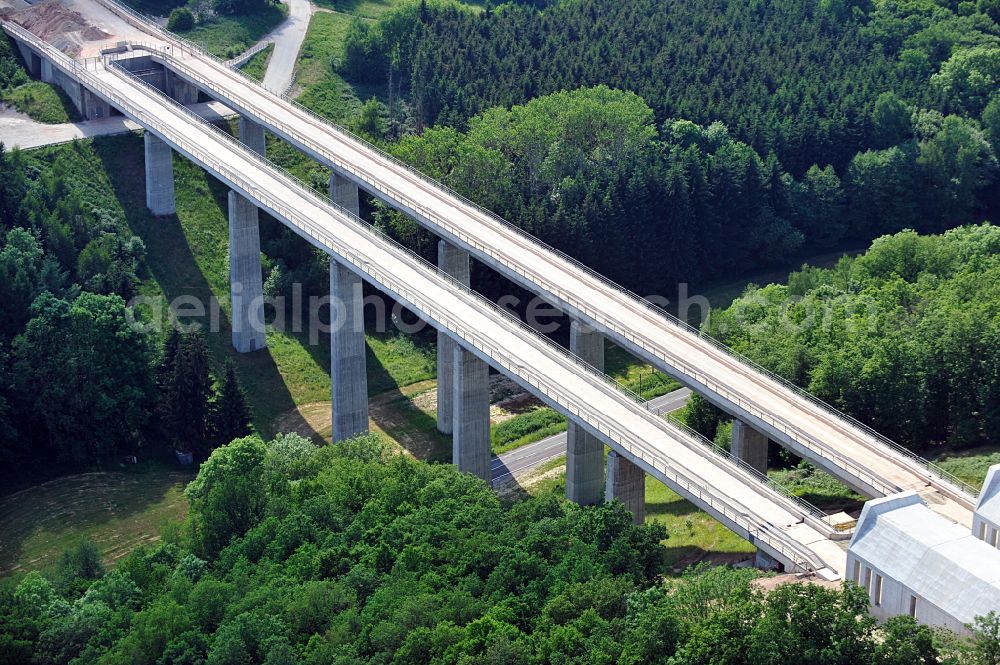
[973,464,1000,548]
[847,491,1000,634]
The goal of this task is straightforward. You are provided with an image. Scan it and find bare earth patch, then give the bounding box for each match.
[6,0,110,56]
[273,377,540,459]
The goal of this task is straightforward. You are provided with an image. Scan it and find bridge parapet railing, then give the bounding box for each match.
[90,52,831,573]
[83,0,977,502]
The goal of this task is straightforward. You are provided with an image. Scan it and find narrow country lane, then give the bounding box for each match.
[491,387,692,485]
[259,0,311,94]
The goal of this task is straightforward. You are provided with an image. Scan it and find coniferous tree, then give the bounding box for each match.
[162,332,212,454]
[211,359,252,448]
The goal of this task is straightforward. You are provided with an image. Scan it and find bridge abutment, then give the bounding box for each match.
[566,320,605,505]
[437,240,471,435]
[144,133,176,215]
[330,172,360,216]
[732,419,768,474]
[453,346,490,481]
[330,260,369,441]
[238,117,266,157]
[228,191,266,353]
[606,451,645,524]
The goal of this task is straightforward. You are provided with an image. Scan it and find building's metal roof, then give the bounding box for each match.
[849,491,1000,626]
[975,464,1000,528]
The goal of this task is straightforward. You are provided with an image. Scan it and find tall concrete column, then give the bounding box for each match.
[238,117,266,157]
[330,259,369,442]
[731,419,768,474]
[330,172,360,217]
[40,58,53,84]
[453,346,490,481]
[606,451,645,524]
[144,133,176,216]
[437,241,471,434]
[228,191,266,353]
[566,320,605,505]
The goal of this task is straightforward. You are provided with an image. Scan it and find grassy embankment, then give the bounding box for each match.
[178,4,287,59]
[239,42,274,80]
[1,37,79,123]
[294,0,483,120]
[116,0,287,57]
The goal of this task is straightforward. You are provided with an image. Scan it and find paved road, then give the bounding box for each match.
[0,101,234,148]
[0,0,306,149]
[491,387,691,485]
[259,0,311,94]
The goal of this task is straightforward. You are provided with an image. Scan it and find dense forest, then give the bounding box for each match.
[346,0,999,169]
[0,145,251,475]
[370,85,997,296]
[333,0,999,295]
[685,224,1000,453]
[3,433,998,665]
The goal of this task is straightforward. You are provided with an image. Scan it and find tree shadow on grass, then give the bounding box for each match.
[92,133,317,440]
[0,463,194,575]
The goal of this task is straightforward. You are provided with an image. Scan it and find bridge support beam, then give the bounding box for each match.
[732,419,768,474]
[40,58,53,84]
[453,346,490,481]
[606,451,645,524]
[330,172,360,217]
[144,133,176,216]
[81,88,110,121]
[228,191,266,353]
[753,549,781,572]
[330,260,369,442]
[15,42,40,77]
[437,241,471,434]
[238,117,266,157]
[166,70,199,105]
[566,320,605,505]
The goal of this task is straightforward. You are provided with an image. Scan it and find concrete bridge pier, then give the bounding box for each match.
[15,42,41,77]
[40,58,53,84]
[606,450,645,524]
[81,88,110,120]
[144,133,176,215]
[228,191,266,353]
[165,70,198,105]
[238,117,266,157]
[732,419,769,474]
[453,346,491,481]
[330,172,360,217]
[437,241,471,434]
[566,320,605,505]
[330,260,369,441]
[753,549,781,572]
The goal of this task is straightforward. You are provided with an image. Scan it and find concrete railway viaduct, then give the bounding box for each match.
[5,2,1000,628]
